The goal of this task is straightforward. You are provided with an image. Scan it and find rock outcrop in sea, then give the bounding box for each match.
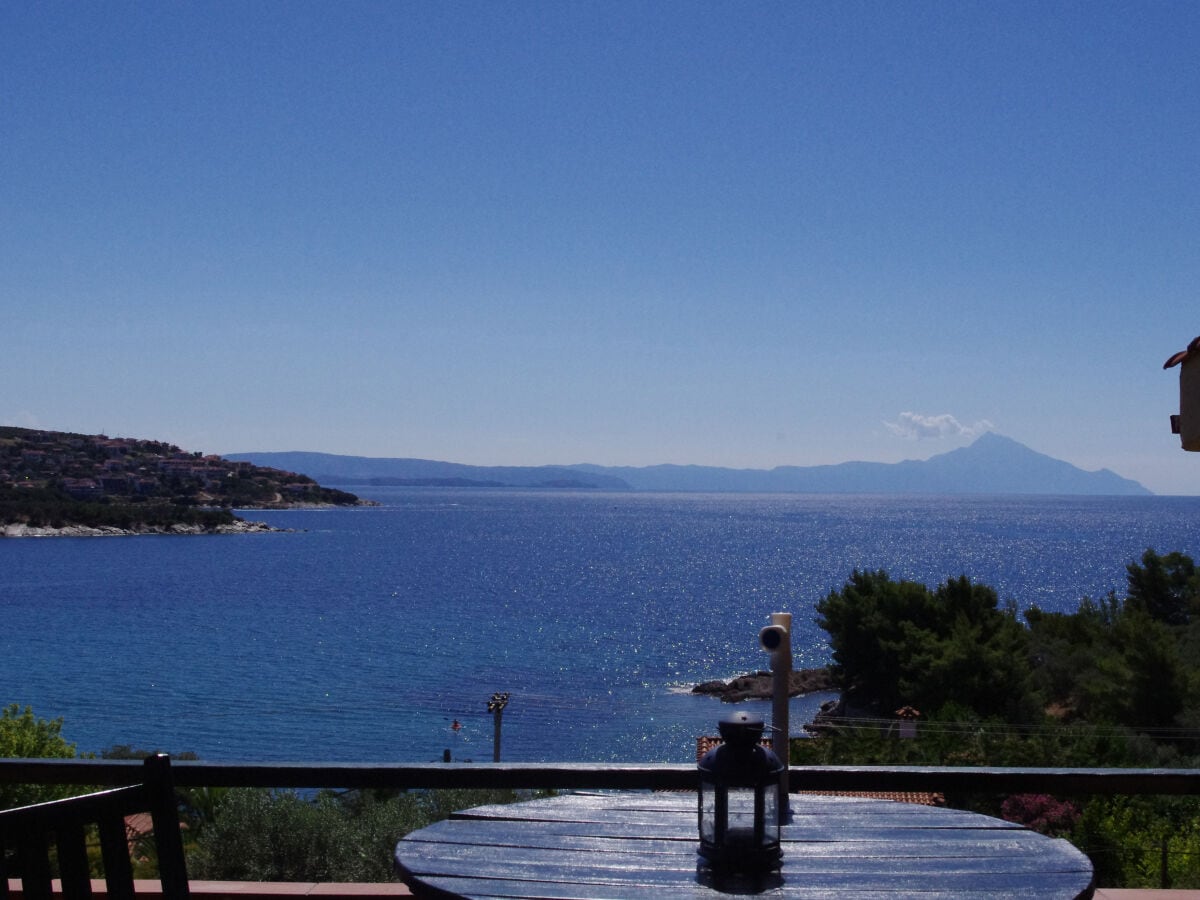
[691,666,835,702]
[2,520,278,538]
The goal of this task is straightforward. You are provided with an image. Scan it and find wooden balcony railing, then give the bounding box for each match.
[4,758,1200,795]
[5,760,1200,898]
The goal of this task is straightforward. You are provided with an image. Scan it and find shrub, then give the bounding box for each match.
[1001,794,1080,836]
[191,787,534,883]
[0,704,78,809]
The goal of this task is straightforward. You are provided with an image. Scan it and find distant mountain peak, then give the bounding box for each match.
[230,435,1151,496]
[879,433,1149,495]
[971,431,1018,447]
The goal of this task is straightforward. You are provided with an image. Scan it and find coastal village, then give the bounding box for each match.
[0,426,361,533]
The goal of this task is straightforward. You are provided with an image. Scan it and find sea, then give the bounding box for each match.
[1,489,1198,765]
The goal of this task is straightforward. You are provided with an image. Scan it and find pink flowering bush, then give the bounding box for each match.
[1001,794,1081,836]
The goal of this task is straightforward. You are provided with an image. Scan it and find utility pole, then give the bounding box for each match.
[487,692,510,762]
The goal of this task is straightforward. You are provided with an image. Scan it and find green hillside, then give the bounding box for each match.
[0,427,362,534]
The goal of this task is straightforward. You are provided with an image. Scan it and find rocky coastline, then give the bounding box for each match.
[239,498,381,509]
[691,666,836,702]
[1,519,279,538]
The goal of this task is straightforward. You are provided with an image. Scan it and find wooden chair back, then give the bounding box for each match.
[0,753,188,899]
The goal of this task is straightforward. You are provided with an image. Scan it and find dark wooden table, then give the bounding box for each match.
[394,791,1094,898]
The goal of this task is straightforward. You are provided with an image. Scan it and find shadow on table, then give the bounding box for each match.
[696,868,786,895]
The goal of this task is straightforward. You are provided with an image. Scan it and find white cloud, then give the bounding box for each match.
[885,412,995,441]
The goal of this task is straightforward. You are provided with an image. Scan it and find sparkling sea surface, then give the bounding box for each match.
[1,489,1198,763]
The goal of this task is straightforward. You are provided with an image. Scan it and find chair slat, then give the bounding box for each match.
[98,814,136,900]
[17,831,53,900]
[0,836,11,900]
[55,819,93,897]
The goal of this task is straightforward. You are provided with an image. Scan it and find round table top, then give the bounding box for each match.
[394,791,1094,899]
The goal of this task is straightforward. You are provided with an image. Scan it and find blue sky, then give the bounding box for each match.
[3,2,1198,494]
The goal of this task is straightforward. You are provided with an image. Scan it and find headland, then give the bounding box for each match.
[0,426,366,536]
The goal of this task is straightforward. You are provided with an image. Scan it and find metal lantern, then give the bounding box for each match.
[697,711,784,875]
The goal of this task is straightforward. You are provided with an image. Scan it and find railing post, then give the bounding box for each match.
[144,753,190,898]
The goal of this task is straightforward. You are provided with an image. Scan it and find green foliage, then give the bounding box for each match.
[809,549,1200,889]
[1072,796,1200,889]
[816,571,1036,721]
[0,485,236,530]
[191,787,538,883]
[818,551,1200,738]
[1126,549,1200,626]
[1024,554,1199,732]
[1025,595,1118,717]
[0,704,76,759]
[1114,610,1186,728]
[0,704,78,809]
[191,790,373,882]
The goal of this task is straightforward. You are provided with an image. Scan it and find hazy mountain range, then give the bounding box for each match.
[229,433,1151,496]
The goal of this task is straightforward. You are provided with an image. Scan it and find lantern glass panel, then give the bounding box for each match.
[726,787,757,849]
[699,781,716,843]
[762,788,780,845]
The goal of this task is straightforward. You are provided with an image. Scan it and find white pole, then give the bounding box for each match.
[768,612,792,822]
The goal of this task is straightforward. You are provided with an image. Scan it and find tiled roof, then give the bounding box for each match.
[793,789,945,806]
[124,812,154,843]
